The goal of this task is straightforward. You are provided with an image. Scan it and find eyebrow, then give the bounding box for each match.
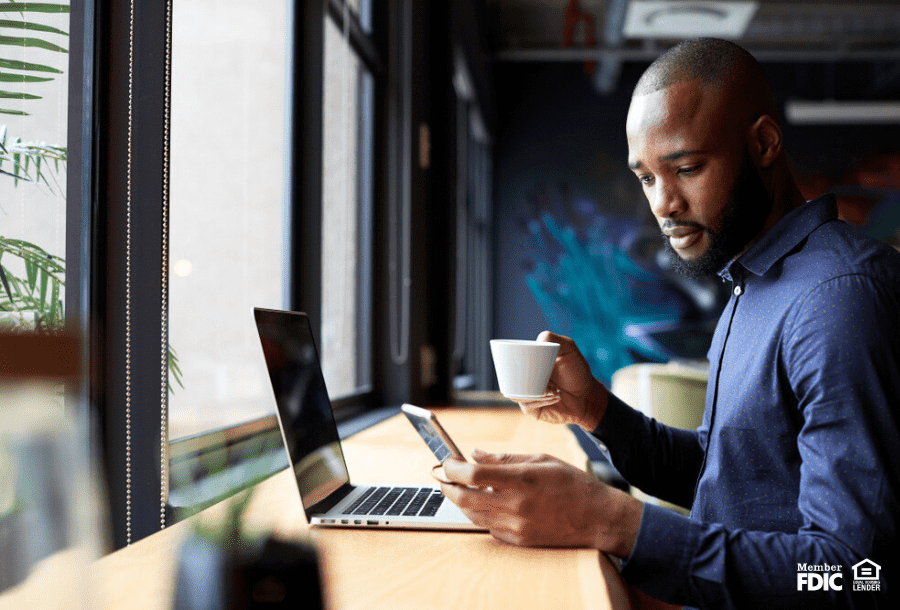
[628,149,703,171]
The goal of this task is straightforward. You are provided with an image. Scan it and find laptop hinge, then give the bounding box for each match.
[307,482,356,516]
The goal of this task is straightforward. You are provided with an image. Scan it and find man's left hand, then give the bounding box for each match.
[440,449,642,557]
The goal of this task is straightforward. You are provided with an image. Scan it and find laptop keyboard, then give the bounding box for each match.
[345,486,445,517]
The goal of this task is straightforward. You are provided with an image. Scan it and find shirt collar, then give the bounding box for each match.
[718,193,838,280]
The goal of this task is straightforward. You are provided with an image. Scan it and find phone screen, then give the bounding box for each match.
[401,404,466,464]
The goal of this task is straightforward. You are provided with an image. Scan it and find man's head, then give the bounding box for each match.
[626,38,783,277]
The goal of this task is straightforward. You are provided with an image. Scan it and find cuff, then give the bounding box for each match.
[620,501,700,603]
[589,392,642,455]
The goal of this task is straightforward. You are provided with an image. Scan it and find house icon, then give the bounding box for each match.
[852,559,881,580]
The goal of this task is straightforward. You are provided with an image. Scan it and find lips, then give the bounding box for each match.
[663,226,704,251]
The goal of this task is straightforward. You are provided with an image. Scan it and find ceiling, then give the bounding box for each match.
[483,0,900,95]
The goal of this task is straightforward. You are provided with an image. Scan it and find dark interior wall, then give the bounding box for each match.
[492,62,649,351]
[491,60,900,378]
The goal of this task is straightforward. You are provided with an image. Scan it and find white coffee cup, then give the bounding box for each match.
[490,339,560,399]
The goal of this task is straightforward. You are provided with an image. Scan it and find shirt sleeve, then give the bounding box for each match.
[590,391,704,510]
[617,274,900,609]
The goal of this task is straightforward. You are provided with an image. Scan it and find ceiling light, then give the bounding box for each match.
[623,1,759,39]
[785,100,900,124]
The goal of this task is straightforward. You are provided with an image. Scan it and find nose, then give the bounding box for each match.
[648,178,686,219]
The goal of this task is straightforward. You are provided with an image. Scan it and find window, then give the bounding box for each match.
[0,4,69,335]
[321,10,374,401]
[63,0,410,548]
[451,56,494,393]
[167,0,291,440]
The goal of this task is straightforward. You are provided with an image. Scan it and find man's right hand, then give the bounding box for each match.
[512,331,608,431]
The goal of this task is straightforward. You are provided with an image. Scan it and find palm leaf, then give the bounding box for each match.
[0,90,41,99]
[0,130,67,193]
[49,279,59,325]
[0,58,62,74]
[0,4,69,14]
[0,19,68,36]
[0,264,14,306]
[0,3,69,114]
[0,237,65,330]
[0,72,55,83]
[39,265,48,306]
[0,35,68,53]
[25,257,38,291]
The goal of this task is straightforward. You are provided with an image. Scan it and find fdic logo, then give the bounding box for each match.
[796,560,882,592]
[796,564,843,591]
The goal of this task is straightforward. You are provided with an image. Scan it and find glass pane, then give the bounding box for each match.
[0,7,69,334]
[339,0,371,32]
[168,0,290,439]
[321,18,372,399]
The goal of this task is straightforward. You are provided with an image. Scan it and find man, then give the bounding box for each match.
[440,38,899,609]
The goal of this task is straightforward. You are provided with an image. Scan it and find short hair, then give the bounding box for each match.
[634,38,777,120]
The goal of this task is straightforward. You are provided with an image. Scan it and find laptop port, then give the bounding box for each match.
[341,520,349,525]
[354,520,362,525]
[367,520,379,526]
[322,519,335,524]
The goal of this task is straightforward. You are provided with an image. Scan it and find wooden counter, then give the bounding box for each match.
[1,407,636,610]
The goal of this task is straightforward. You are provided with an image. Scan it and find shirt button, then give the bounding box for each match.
[734,285,743,296]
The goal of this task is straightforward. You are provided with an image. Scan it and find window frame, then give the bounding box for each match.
[67,0,413,548]
[319,3,379,409]
[67,0,172,548]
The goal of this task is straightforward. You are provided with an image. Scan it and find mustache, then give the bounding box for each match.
[660,219,712,234]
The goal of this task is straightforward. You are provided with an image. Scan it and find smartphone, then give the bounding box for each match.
[401,403,466,464]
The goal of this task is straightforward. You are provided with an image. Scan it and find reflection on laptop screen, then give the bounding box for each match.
[255,309,350,510]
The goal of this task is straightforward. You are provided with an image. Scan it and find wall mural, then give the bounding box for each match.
[518,182,729,384]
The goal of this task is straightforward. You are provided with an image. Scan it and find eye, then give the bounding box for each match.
[638,174,654,186]
[678,165,700,176]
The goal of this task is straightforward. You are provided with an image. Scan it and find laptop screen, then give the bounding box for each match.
[254,308,350,513]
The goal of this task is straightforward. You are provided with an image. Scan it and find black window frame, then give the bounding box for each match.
[66,0,419,549]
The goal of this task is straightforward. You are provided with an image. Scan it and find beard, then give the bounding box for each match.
[662,154,773,278]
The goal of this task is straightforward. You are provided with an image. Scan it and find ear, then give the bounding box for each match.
[747,114,782,169]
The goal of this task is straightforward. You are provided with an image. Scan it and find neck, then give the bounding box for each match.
[760,158,806,236]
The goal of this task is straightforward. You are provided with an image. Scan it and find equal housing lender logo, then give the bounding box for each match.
[851,559,882,592]
[796,559,882,592]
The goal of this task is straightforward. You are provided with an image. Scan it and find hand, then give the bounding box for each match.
[440,450,642,557]
[513,331,608,431]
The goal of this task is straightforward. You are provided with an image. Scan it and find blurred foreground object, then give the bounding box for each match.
[173,486,324,610]
[0,332,106,607]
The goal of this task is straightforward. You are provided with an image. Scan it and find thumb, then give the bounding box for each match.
[537,330,571,347]
[471,448,542,465]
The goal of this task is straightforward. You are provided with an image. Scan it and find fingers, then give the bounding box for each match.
[536,330,572,347]
[512,390,561,410]
[512,384,563,422]
[438,455,609,549]
[439,481,526,536]
[442,453,554,489]
[442,457,520,488]
[470,448,546,465]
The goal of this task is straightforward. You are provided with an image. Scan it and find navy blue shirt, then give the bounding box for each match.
[593,195,900,609]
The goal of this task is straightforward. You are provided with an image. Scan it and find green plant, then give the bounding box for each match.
[1,3,69,333]
[1,124,67,193]
[1,2,184,395]
[0,235,63,332]
[1,1,69,117]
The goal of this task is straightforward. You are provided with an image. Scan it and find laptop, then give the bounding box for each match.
[254,307,484,531]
